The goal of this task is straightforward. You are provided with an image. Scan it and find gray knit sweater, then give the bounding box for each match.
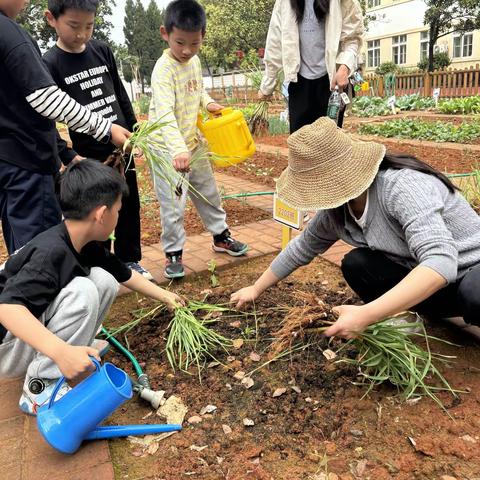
[271,169,480,284]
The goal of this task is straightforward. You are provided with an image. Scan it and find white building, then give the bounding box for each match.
[362,0,480,71]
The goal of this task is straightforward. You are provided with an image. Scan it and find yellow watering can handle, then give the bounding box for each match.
[208,106,232,119]
[238,120,253,148]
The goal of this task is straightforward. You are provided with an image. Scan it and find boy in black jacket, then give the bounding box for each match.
[43,0,151,279]
[0,0,130,255]
[0,160,182,415]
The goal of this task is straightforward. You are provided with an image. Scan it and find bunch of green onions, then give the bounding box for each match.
[123,118,211,198]
[245,65,272,136]
[166,301,232,376]
[336,318,461,410]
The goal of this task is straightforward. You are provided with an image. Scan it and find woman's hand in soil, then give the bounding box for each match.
[324,305,372,339]
[55,344,100,384]
[230,285,260,309]
[333,64,350,90]
[110,124,132,149]
[173,152,191,172]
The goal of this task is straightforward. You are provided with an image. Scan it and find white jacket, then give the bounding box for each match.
[260,0,364,95]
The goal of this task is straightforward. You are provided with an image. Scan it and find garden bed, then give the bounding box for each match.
[215,151,288,189]
[105,253,480,480]
[253,132,480,174]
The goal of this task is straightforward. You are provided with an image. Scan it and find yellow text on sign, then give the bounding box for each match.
[273,194,303,249]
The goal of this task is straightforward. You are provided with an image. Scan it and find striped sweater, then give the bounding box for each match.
[149,50,214,158]
[271,169,480,284]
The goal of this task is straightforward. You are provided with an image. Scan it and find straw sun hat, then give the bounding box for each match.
[276,117,386,210]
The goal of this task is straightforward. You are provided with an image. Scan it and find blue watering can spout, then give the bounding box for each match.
[85,424,182,440]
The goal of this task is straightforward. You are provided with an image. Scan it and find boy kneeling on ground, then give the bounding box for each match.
[0,160,182,415]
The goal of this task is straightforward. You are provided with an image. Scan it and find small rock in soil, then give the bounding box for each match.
[272,387,287,398]
[187,416,203,424]
[243,418,255,427]
[207,361,220,368]
[322,349,336,361]
[291,386,301,394]
[305,397,313,403]
[461,434,476,443]
[222,424,232,435]
[234,370,246,380]
[350,429,364,437]
[227,356,236,362]
[249,352,261,362]
[225,383,232,390]
[190,444,208,452]
[232,338,244,349]
[241,377,255,389]
[229,321,241,328]
[200,405,217,415]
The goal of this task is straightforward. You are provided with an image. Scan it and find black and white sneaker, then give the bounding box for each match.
[213,229,248,257]
[126,262,153,281]
[164,252,185,279]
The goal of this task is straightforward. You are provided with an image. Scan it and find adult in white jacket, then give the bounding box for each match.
[259,0,364,131]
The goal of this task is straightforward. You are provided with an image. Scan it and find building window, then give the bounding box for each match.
[420,31,429,60]
[368,0,381,7]
[367,40,380,68]
[453,33,473,58]
[392,34,407,64]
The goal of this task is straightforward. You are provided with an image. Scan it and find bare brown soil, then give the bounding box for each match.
[105,254,480,480]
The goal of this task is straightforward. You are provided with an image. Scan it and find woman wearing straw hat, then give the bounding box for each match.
[231,118,480,338]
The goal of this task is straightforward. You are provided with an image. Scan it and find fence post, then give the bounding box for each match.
[378,76,384,97]
[423,71,431,97]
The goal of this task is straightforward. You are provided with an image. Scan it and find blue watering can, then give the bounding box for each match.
[37,358,182,454]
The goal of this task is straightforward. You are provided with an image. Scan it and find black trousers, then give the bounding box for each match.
[341,248,480,326]
[103,160,142,263]
[288,74,345,133]
[0,160,62,254]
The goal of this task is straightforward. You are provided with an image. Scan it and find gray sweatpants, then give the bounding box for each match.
[152,155,228,254]
[0,267,118,382]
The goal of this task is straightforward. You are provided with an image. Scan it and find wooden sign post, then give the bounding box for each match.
[273,194,303,249]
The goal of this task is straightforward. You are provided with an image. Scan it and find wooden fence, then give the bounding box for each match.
[360,64,480,98]
[205,65,480,101]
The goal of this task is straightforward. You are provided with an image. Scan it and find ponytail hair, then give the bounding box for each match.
[379,153,458,193]
[290,0,330,22]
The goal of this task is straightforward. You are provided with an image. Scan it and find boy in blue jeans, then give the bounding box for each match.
[0,160,182,415]
[0,0,130,254]
[43,0,151,279]
[149,0,248,279]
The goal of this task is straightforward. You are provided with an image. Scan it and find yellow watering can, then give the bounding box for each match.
[197,107,256,168]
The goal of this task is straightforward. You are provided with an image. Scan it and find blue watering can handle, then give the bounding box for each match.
[47,356,101,409]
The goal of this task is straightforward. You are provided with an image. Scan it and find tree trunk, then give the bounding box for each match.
[428,24,436,72]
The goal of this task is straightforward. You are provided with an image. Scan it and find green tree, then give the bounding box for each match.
[124,0,148,91]
[424,0,480,71]
[199,0,275,70]
[417,51,451,71]
[123,0,163,91]
[17,0,114,47]
[143,0,167,76]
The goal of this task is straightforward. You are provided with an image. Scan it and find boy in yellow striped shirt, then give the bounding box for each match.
[149,0,248,279]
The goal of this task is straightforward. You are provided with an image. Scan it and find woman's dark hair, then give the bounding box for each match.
[164,0,206,35]
[290,0,330,22]
[59,159,129,220]
[379,153,459,193]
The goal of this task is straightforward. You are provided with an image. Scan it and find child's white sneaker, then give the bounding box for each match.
[19,378,71,416]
